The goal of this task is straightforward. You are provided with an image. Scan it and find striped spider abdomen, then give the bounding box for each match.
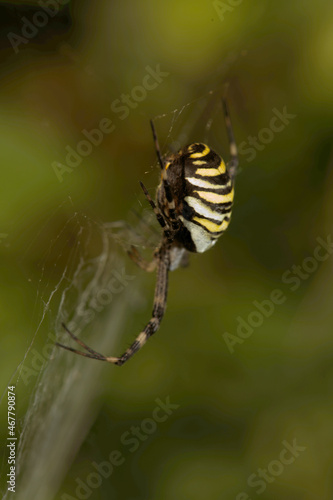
[157,142,234,253]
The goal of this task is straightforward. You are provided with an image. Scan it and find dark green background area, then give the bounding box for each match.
[1,1,333,499]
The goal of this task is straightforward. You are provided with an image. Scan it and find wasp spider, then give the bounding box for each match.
[57,98,238,366]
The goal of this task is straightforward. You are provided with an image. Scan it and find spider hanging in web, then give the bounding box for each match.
[57,98,238,366]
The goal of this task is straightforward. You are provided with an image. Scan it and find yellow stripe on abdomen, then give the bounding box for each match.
[192,160,207,165]
[193,216,231,233]
[189,145,210,158]
[195,161,226,177]
[195,187,234,204]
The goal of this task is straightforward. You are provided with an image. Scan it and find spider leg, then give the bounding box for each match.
[57,244,170,366]
[56,323,108,361]
[222,98,238,182]
[127,245,157,272]
[162,178,180,231]
[149,120,179,231]
[139,181,169,230]
[139,181,175,245]
[111,243,170,365]
[150,119,164,170]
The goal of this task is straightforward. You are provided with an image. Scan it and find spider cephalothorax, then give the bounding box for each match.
[57,99,239,366]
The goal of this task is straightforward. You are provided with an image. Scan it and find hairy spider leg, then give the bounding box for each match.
[150,119,179,230]
[56,323,107,361]
[139,181,175,246]
[128,118,181,271]
[139,181,168,229]
[150,119,164,170]
[57,243,170,366]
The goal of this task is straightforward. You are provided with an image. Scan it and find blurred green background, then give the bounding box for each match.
[1,1,333,499]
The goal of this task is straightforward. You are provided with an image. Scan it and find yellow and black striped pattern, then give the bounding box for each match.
[180,142,234,252]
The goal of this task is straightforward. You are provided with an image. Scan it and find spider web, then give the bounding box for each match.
[0,204,147,500]
[0,89,227,500]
